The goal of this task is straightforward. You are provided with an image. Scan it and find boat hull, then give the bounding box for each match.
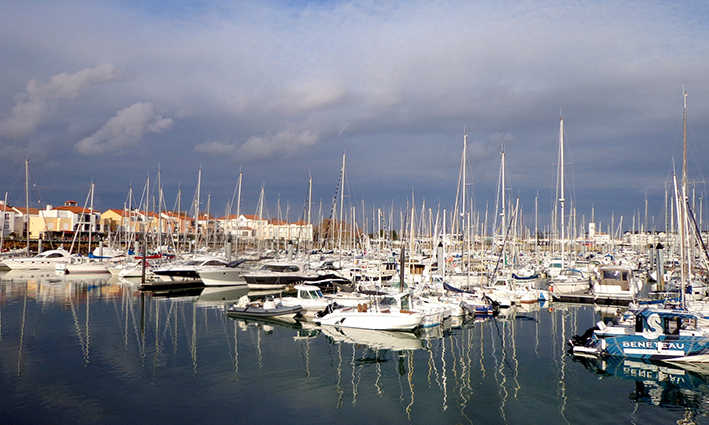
[315,308,423,331]
[226,305,303,319]
[198,269,248,287]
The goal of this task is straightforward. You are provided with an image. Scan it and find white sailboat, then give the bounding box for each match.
[549,115,589,295]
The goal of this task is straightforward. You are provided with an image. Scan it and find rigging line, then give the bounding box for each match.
[686,201,709,268]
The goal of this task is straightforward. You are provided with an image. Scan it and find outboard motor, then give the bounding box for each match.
[567,325,599,348]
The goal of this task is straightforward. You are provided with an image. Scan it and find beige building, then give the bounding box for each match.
[29,201,105,240]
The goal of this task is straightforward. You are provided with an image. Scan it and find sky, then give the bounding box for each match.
[1,0,709,235]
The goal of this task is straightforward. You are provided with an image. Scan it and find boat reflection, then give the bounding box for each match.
[571,355,709,420]
[195,286,250,306]
[321,325,424,351]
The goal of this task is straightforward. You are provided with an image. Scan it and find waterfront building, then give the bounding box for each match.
[29,201,105,240]
[217,214,313,242]
[0,201,31,238]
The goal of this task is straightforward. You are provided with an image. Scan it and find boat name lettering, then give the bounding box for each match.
[622,341,685,350]
[623,367,687,384]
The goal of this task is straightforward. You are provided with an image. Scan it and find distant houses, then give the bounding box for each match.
[216,214,313,242]
[0,201,32,238]
[1,199,314,248]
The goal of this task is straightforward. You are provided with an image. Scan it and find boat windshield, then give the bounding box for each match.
[300,289,323,299]
[263,264,301,272]
[602,269,628,281]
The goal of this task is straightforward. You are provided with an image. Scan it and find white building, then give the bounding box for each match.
[217,214,313,242]
[0,201,28,238]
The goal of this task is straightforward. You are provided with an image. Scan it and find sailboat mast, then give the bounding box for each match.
[683,90,688,196]
[462,133,467,223]
[559,115,566,269]
[680,90,689,304]
[89,181,95,254]
[157,165,162,249]
[25,158,29,253]
[308,173,312,250]
[1,191,7,253]
[195,168,202,244]
[236,171,242,252]
[338,153,345,262]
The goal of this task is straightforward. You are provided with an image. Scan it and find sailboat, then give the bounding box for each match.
[57,182,112,275]
[548,115,591,295]
[4,159,71,270]
[568,91,709,362]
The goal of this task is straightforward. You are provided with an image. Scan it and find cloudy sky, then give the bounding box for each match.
[1,0,708,235]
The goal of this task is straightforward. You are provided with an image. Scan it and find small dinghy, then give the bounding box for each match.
[227,295,303,319]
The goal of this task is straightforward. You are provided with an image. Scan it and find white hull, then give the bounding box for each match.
[4,250,71,271]
[57,262,110,274]
[5,259,66,270]
[549,279,589,294]
[198,269,248,287]
[315,307,423,331]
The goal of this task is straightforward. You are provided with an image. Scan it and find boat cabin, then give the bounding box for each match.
[378,292,413,312]
[599,267,631,291]
[260,263,304,273]
[294,285,324,300]
[631,309,699,336]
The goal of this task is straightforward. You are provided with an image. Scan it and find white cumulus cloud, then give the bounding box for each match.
[74,102,173,155]
[0,64,122,140]
[195,127,320,162]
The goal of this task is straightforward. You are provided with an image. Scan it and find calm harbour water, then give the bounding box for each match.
[1,271,707,425]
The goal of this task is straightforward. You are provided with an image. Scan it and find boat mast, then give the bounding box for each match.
[25,158,30,254]
[257,183,265,255]
[157,165,162,250]
[307,172,312,252]
[462,133,467,243]
[680,90,689,306]
[338,153,345,264]
[559,115,566,270]
[236,170,242,253]
[1,191,7,253]
[89,180,95,254]
[195,168,202,253]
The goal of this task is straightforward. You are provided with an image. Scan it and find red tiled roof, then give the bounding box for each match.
[55,206,101,214]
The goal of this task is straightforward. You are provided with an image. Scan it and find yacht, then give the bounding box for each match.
[152,256,227,282]
[314,291,424,331]
[280,285,332,317]
[241,261,322,289]
[197,259,260,287]
[4,248,71,270]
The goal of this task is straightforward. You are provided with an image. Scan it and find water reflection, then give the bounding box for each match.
[321,325,423,351]
[1,273,707,424]
[572,355,709,424]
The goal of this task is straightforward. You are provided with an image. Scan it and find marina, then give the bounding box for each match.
[1,272,709,424]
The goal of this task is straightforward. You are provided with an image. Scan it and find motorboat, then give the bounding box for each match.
[241,261,322,289]
[280,284,332,317]
[568,307,709,362]
[592,265,651,301]
[439,279,500,316]
[4,248,71,270]
[55,255,112,274]
[484,274,548,306]
[110,261,156,279]
[197,259,260,287]
[152,256,228,282]
[314,292,424,331]
[549,268,591,295]
[227,295,303,319]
